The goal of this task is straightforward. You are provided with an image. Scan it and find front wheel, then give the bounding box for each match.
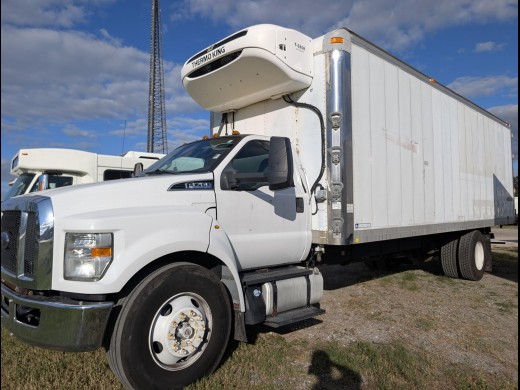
[107,263,232,390]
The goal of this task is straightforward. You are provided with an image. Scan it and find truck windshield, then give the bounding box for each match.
[142,136,241,175]
[3,173,35,201]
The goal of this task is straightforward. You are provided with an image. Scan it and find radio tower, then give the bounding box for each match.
[147,0,168,153]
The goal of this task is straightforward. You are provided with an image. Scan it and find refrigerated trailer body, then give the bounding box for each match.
[1,24,515,390]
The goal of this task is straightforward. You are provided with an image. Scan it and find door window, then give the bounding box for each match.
[222,140,269,191]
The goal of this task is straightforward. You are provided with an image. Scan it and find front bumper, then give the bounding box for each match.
[1,283,113,352]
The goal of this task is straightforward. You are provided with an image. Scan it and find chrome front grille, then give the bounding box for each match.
[1,195,54,290]
[24,212,38,276]
[1,210,39,277]
[1,210,20,273]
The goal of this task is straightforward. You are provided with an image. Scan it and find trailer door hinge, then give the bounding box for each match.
[329,112,342,129]
[329,146,342,165]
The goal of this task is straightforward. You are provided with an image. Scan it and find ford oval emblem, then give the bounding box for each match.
[1,231,10,250]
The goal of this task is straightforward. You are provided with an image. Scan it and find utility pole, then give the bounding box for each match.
[147,0,168,153]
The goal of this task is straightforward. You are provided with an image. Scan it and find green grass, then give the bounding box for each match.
[2,326,517,390]
[193,336,519,390]
[2,324,518,390]
[1,328,123,390]
[493,300,518,314]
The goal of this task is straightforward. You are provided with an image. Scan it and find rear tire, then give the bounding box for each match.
[107,263,231,390]
[458,230,488,281]
[483,235,492,272]
[440,238,459,278]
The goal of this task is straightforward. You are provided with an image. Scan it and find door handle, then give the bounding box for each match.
[296,197,304,213]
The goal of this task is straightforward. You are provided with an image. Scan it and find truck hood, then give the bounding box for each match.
[26,173,216,219]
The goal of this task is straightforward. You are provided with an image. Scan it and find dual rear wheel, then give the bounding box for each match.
[440,230,491,281]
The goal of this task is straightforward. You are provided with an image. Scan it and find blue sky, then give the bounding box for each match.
[1,0,518,198]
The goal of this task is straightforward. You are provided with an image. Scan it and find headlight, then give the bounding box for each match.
[64,233,113,281]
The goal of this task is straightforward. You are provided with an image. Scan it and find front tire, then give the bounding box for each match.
[107,263,231,390]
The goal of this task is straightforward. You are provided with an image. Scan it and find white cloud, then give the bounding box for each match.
[179,0,518,51]
[110,118,148,137]
[171,117,210,132]
[62,126,97,138]
[1,25,201,131]
[448,75,518,99]
[337,0,517,51]
[99,28,123,47]
[475,41,507,52]
[1,25,150,121]
[1,0,88,28]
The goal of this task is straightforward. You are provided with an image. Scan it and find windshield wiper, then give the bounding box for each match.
[144,169,176,176]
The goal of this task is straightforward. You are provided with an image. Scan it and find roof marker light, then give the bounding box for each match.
[330,37,344,44]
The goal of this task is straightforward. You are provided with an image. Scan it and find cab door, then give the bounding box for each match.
[213,137,311,270]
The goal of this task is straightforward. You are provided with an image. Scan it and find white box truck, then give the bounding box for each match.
[3,148,165,201]
[1,24,515,389]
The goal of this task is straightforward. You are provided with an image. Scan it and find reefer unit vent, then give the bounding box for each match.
[181,24,313,112]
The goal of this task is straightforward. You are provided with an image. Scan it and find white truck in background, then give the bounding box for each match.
[1,24,515,389]
[3,148,165,201]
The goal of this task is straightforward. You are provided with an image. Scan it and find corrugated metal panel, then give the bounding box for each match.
[457,103,468,220]
[369,53,388,228]
[399,69,414,226]
[351,46,373,226]
[449,97,461,221]
[421,81,435,223]
[351,43,513,238]
[410,76,424,225]
[384,61,402,227]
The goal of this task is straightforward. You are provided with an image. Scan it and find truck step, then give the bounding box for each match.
[263,306,325,328]
[242,266,312,286]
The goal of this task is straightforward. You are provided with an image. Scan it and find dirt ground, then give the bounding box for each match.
[268,227,518,382]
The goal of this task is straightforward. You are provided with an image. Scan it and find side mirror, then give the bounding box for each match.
[38,174,49,191]
[133,162,144,177]
[268,137,294,191]
[225,170,239,190]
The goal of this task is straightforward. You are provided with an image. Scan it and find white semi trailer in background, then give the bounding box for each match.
[1,24,515,389]
[3,148,165,201]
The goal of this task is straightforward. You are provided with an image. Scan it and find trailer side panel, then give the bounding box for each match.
[350,44,514,243]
